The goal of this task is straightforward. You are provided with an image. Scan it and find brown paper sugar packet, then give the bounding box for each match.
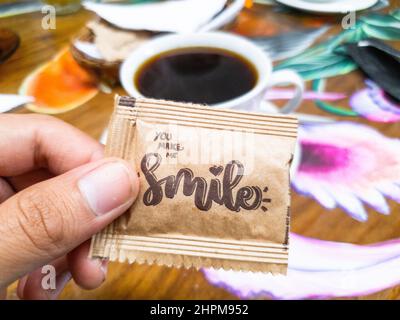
[90,96,298,274]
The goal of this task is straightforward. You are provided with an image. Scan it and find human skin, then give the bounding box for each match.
[0,114,139,299]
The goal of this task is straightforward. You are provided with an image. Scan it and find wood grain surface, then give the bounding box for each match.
[1,2,399,300]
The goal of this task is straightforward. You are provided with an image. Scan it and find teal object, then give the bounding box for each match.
[312,79,358,117]
[276,10,400,117]
[276,9,400,81]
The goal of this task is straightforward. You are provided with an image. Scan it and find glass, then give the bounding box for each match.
[41,0,82,15]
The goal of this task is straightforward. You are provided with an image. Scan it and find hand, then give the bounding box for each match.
[0,114,139,299]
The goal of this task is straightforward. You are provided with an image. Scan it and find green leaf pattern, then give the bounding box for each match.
[276,9,400,81]
[276,9,400,117]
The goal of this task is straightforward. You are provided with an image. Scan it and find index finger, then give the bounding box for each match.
[0,114,104,177]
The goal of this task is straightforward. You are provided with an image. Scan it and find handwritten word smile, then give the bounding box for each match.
[141,153,265,212]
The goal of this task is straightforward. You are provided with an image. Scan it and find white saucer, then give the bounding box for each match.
[276,0,378,14]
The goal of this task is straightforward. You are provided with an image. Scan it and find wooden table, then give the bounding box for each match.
[1,2,400,300]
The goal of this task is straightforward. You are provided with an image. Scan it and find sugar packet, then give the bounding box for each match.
[90,96,298,274]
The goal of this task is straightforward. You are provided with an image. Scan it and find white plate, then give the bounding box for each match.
[83,0,245,33]
[199,0,245,32]
[0,94,34,113]
[276,0,378,14]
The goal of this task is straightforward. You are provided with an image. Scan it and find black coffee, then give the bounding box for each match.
[135,47,258,105]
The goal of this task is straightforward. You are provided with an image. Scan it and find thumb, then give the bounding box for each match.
[0,158,138,288]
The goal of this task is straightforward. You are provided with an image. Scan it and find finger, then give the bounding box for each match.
[0,177,14,203]
[68,240,108,290]
[0,114,104,177]
[0,157,139,288]
[7,169,53,192]
[18,257,71,300]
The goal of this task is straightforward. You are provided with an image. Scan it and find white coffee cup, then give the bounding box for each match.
[120,32,304,114]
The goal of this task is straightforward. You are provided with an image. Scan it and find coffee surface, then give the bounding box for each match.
[135,48,257,105]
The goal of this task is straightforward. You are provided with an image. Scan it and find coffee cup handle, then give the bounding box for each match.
[265,69,304,114]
